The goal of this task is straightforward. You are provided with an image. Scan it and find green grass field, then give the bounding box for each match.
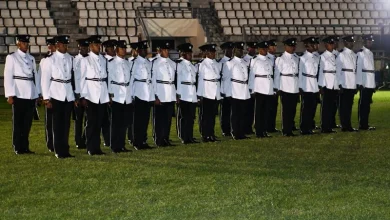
[0,92,389,219]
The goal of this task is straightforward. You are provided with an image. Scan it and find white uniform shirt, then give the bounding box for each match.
[274,51,300,94]
[242,54,253,66]
[176,58,197,103]
[332,49,340,57]
[4,49,40,99]
[41,51,75,101]
[129,56,155,102]
[73,53,85,94]
[219,56,232,97]
[248,54,274,95]
[356,46,376,89]
[336,47,357,89]
[318,50,339,90]
[79,52,110,104]
[224,56,250,100]
[108,56,132,104]
[197,57,221,100]
[299,50,320,93]
[152,57,176,102]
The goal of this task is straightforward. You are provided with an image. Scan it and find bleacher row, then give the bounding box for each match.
[214,0,390,36]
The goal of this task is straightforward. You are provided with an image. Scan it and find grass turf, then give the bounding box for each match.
[0,92,390,219]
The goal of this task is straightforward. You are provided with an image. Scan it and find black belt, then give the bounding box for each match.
[323,70,336,74]
[134,78,152,83]
[302,73,317,78]
[51,77,71,83]
[86,77,107,82]
[111,81,129,86]
[255,74,272,79]
[156,80,174,85]
[342,68,354,72]
[181,81,196,85]
[13,76,33,81]
[204,79,219,82]
[231,79,248,84]
[281,73,298,77]
[362,69,375,73]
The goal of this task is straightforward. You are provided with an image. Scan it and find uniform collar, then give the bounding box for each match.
[115,56,125,61]
[283,51,294,57]
[137,55,146,62]
[180,57,191,63]
[204,57,214,63]
[17,49,27,57]
[257,54,267,60]
[244,54,253,59]
[324,50,333,56]
[343,47,352,53]
[55,50,65,57]
[89,51,100,59]
[267,52,275,58]
[105,54,113,59]
[362,46,370,51]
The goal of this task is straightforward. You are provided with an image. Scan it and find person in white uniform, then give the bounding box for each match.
[218,42,234,136]
[107,40,132,153]
[248,41,274,138]
[39,38,56,152]
[274,38,300,136]
[152,41,177,147]
[336,35,359,132]
[224,42,251,140]
[4,35,41,154]
[266,39,280,133]
[175,43,198,144]
[41,35,75,158]
[129,40,155,150]
[357,34,376,131]
[318,36,339,133]
[79,35,110,155]
[298,37,320,135]
[197,44,221,142]
[73,38,89,149]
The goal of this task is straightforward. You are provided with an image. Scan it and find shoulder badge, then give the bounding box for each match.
[175,59,183,64]
[82,54,89,57]
[45,52,52,58]
[216,58,222,62]
[253,55,257,59]
[228,57,233,61]
[339,49,344,53]
[9,52,14,55]
[108,58,114,62]
[358,49,363,53]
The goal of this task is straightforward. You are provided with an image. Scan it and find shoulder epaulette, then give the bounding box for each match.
[9,52,14,55]
[82,54,89,57]
[358,49,363,53]
[339,49,344,53]
[228,57,233,61]
[175,59,183,64]
[295,53,302,57]
[216,58,222,62]
[253,55,257,59]
[108,58,114,62]
[44,53,52,58]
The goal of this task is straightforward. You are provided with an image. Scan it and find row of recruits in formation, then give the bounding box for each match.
[4,34,377,159]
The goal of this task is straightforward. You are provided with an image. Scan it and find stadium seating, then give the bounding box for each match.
[213,0,390,37]
[0,0,58,55]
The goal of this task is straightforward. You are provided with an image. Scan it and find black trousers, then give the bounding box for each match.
[51,98,73,156]
[267,94,279,131]
[312,93,321,129]
[177,101,196,142]
[101,105,111,146]
[231,98,248,138]
[153,101,174,145]
[199,98,218,138]
[339,89,356,130]
[45,107,53,151]
[300,92,317,133]
[244,96,255,133]
[74,105,86,147]
[110,102,132,151]
[220,97,231,134]
[331,93,339,127]
[133,97,151,147]
[12,97,35,152]
[126,103,134,143]
[358,88,375,129]
[255,93,272,135]
[85,100,107,153]
[321,88,339,131]
[280,92,299,135]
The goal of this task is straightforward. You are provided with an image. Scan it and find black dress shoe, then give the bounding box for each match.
[181,140,191,145]
[201,137,210,143]
[55,154,67,159]
[133,145,142,151]
[191,139,200,144]
[232,136,242,140]
[313,126,321,130]
[24,150,35,154]
[263,132,272,138]
[300,131,313,135]
[14,150,24,155]
[64,153,75,158]
[156,142,167,147]
[342,127,359,132]
[321,129,337,133]
[267,128,280,133]
[142,143,153,149]
[103,143,110,148]
[76,145,86,149]
[164,139,176,146]
[283,133,296,137]
[48,148,55,152]
[241,135,250,139]
[112,149,122,153]
[121,147,131,152]
[292,126,298,131]
[332,124,342,129]
[359,126,376,131]
[246,131,255,135]
[210,136,220,142]
[256,133,266,138]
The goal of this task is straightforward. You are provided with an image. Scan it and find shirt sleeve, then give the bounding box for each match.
[176,63,182,96]
[336,53,343,87]
[79,58,87,98]
[356,52,363,86]
[273,57,281,90]
[4,55,16,98]
[151,60,158,97]
[298,57,304,89]
[40,57,52,100]
[196,63,204,97]
[107,61,114,95]
[248,59,255,92]
[318,56,325,87]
